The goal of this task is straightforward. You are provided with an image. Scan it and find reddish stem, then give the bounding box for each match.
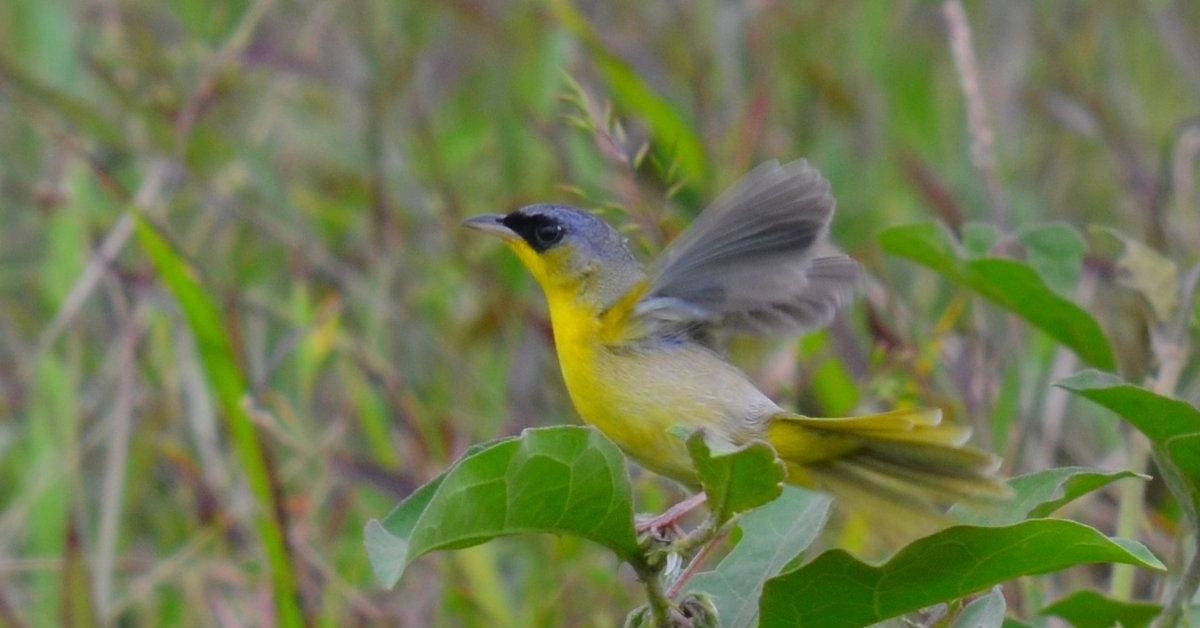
[667,529,728,599]
[636,492,708,533]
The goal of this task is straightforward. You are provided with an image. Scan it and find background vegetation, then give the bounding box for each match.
[1,0,1199,625]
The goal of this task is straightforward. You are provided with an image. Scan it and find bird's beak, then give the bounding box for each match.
[462,214,517,240]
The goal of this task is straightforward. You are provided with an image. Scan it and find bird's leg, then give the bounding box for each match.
[636,492,708,533]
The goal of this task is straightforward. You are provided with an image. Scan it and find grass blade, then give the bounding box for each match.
[133,213,304,627]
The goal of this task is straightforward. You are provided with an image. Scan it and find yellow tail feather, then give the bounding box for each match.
[766,408,1007,546]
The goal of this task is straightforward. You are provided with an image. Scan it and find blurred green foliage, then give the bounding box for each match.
[1,0,1199,625]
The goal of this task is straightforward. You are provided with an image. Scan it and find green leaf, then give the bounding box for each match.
[962,222,1000,258]
[758,519,1164,627]
[953,587,1007,628]
[688,487,831,628]
[364,426,639,588]
[880,222,1115,370]
[1056,370,1200,522]
[364,477,444,589]
[1017,469,1145,519]
[683,430,785,525]
[1092,227,1178,323]
[952,467,1147,525]
[1040,590,1161,628]
[879,221,961,270]
[1019,223,1086,295]
[134,214,303,627]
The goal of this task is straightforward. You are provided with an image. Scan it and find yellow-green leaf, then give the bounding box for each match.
[880,222,1114,370]
[758,519,1164,627]
[365,426,639,588]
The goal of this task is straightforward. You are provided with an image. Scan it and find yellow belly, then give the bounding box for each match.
[551,313,779,483]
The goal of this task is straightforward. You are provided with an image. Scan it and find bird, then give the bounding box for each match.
[464,159,1003,530]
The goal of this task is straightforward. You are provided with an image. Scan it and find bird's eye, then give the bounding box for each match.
[534,223,564,247]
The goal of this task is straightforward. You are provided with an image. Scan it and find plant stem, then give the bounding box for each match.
[667,529,728,599]
[1113,322,1189,601]
[1112,435,1151,599]
[632,506,727,626]
[632,559,673,627]
[1155,266,1200,625]
[671,518,717,556]
[1158,532,1200,627]
[942,0,1008,226]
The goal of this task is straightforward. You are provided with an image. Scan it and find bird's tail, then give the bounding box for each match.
[766,408,1007,541]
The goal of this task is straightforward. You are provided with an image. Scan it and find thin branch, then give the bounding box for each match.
[667,529,728,599]
[174,0,276,140]
[1034,271,1096,468]
[31,159,172,371]
[94,298,147,621]
[1159,529,1200,627]
[1117,263,1199,602]
[1154,263,1200,625]
[943,0,1009,227]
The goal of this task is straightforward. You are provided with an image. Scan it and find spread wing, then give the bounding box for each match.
[614,160,862,342]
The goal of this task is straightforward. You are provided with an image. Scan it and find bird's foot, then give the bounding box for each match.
[635,492,708,534]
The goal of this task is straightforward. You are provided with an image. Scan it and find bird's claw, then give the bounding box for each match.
[635,492,708,534]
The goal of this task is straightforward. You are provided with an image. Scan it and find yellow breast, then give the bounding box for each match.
[544,289,779,484]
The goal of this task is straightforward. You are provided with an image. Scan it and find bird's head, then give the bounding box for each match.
[464,204,642,307]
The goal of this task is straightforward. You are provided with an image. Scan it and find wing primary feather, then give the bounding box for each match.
[631,159,861,340]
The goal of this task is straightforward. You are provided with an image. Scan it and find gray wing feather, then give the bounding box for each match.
[636,160,862,337]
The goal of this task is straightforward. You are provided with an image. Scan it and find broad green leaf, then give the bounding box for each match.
[365,476,444,588]
[962,222,1000,257]
[1019,223,1086,295]
[758,519,1164,627]
[684,430,786,525]
[1055,370,1200,520]
[1093,227,1178,323]
[952,467,1147,525]
[953,587,1007,628]
[1017,469,1145,519]
[134,214,303,627]
[365,426,639,588]
[363,521,408,591]
[688,487,831,628]
[880,221,960,270]
[1040,590,1161,628]
[880,222,1115,370]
